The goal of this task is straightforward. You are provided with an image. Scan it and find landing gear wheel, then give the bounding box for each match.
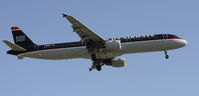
[164,50,169,59]
[165,55,169,59]
[96,65,102,71]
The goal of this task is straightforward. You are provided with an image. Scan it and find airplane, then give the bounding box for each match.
[3,14,187,71]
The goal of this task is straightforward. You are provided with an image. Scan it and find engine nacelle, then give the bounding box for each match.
[105,40,121,50]
[111,58,126,67]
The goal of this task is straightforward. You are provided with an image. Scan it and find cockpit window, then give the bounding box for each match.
[168,34,180,39]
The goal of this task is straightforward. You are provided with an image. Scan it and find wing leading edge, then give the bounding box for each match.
[63,14,105,51]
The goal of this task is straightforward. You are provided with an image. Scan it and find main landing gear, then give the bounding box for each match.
[96,65,102,71]
[164,50,169,59]
[89,61,103,71]
[89,53,104,71]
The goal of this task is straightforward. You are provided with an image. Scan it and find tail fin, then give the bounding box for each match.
[11,26,36,49]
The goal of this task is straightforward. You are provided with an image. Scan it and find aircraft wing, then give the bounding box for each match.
[63,14,105,49]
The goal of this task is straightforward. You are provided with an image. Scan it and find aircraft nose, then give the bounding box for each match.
[180,39,188,47]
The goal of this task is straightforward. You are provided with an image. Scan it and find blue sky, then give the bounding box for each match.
[0,0,198,96]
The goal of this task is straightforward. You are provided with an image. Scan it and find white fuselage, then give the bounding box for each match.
[17,38,187,60]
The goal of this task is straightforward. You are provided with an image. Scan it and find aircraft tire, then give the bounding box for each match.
[96,65,102,71]
[165,55,169,59]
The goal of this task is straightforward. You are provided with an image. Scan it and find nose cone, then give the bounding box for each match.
[179,39,188,47]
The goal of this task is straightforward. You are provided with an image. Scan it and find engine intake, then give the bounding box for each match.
[111,58,126,67]
[105,40,121,50]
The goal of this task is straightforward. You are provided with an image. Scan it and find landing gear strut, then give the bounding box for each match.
[91,54,97,61]
[89,60,103,71]
[164,50,169,59]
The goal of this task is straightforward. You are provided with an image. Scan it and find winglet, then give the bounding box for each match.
[11,26,21,31]
[62,13,68,18]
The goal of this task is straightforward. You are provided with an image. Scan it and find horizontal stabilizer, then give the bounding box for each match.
[3,40,26,51]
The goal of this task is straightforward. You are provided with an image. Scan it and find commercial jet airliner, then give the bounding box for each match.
[3,14,187,71]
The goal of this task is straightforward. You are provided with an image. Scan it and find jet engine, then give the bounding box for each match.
[111,58,126,67]
[105,40,121,50]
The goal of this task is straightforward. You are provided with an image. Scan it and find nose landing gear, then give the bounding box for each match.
[164,50,169,59]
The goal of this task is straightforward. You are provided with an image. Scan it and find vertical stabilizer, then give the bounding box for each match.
[11,26,36,49]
